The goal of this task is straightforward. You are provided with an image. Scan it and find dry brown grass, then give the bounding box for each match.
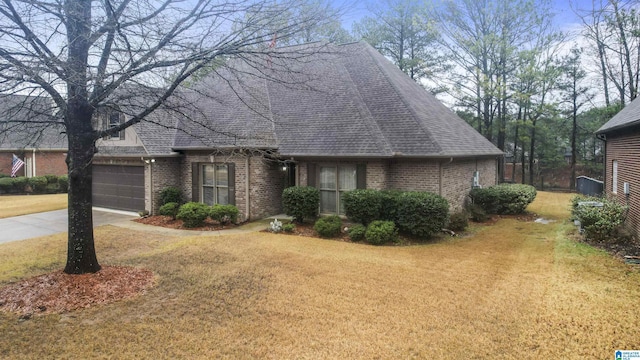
[0,193,67,218]
[1,191,639,358]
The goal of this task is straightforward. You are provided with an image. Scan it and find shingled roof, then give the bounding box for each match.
[168,41,502,158]
[0,94,66,150]
[597,97,640,134]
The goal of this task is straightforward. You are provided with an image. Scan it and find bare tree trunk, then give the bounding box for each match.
[63,0,100,274]
[528,118,536,185]
[570,94,578,191]
[612,0,637,100]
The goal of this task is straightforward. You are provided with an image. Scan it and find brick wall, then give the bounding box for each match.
[388,160,440,193]
[295,157,498,213]
[0,151,67,176]
[605,131,640,236]
[441,158,497,212]
[179,152,287,221]
[249,157,286,219]
[149,158,181,213]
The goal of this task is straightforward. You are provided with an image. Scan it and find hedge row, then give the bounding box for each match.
[469,184,536,215]
[0,175,68,194]
[343,189,449,239]
[166,201,239,228]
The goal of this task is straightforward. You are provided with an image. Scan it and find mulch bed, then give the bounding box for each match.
[134,215,239,231]
[0,266,154,317]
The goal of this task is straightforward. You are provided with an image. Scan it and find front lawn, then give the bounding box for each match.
[1,191,639,358]
[0,193,67,219]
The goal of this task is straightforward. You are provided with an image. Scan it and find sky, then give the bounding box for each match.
[339,0,584,33]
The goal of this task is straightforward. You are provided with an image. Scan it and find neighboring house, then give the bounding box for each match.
[596,98,640,236]
[93,41,502,218]
[0,95,67,177]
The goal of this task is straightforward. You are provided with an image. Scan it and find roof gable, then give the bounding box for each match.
[597,97,640,134]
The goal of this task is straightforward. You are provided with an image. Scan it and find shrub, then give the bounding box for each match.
[314,215,342,238]
[28,176,48,193]
[0,173,8,178]
[447,211,469,232]
[0,177,13,193]
[573,198,626,243]
[379,190,403,222]
[45,183,60,194]
[466,203,489,222]
[343,189,382,225]
[43,174,59,184]
[209,204,239,224]
[159,186,183,206]
[365,220,398,245]
[469,184,537,215]
[282,186,320,222]
[282,223,296,233]
[396,191,449,238]
[176,202,209,228]
[348,224,366,242]
[159,202,180,220]
[58,175,69,192]
[13,177,28,193]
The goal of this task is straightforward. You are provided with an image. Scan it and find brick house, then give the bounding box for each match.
[596,98,640,236]
[91,41,503,218]
[0,95,67,177]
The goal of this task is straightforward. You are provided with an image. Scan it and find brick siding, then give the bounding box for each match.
[605,131,640,236]
[0,151,67,176]
[296,157,498,213]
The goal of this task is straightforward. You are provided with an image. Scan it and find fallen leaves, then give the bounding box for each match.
[0,266,154,317]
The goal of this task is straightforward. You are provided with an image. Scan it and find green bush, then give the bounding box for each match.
[379,190,403,222]
[176,202,209,228]
[343,189,382,225]
[0,177,13,193]
[43,174,59,184]
[283,186,320,222]
[466,203,489,222]
[0,173,8,178]
[159,202,180,220]
[572,198,626,243]
[58,175,68,192]
[14,177,28,193]
[209,204,239,224]
[469,184,537,215]
[447,211,469,232]
[45,183,60,194]
[365,220,398,245]
[396,191,449,238]
[282,223,296,233]
[28,176,48,193]
[348,224,366,242]
[159,186,183,206]
[313,215,342,238]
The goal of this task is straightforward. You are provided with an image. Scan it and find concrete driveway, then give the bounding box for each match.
[0,208,137,244]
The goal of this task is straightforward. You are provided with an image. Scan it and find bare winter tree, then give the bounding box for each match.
[0,0,337,274]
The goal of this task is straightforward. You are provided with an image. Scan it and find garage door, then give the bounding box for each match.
[92,165,145,212]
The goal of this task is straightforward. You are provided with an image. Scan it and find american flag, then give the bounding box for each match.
[11,154,24,177]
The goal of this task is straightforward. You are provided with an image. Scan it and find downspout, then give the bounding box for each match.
[32,148,36,177]
[245,156,250,221]
[597,133,607,193]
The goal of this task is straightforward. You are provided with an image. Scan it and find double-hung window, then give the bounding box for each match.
[106,111,125,140]
[202,164,229,205]
[319,164,358,215]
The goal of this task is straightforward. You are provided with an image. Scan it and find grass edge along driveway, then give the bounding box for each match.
[1,191,639,358]
[0,193,67,219]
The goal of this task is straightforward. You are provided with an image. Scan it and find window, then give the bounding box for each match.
[105,111,125,140]
[202,164,229,205]
[318,164,358,214]
[612,160,618,194]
